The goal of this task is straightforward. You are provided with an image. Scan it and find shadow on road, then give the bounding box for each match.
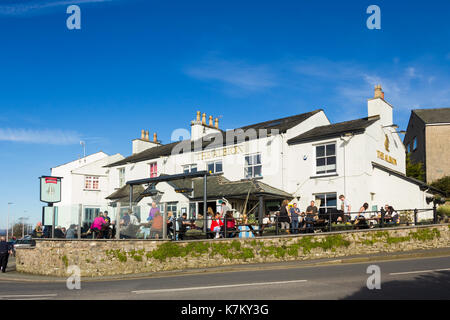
[343,271,450,300]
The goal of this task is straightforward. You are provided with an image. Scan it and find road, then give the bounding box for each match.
[0,255,449,300]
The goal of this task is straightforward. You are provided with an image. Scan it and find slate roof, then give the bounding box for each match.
[105,184,145,204]
[287,115,380,145]
[106,110,322,167]
[412,108,450,124]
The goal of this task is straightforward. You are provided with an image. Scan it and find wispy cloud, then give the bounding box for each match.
[291,57,450,120]
[0,128,82,145]
[185,57,277,93]
[0,0,115,16]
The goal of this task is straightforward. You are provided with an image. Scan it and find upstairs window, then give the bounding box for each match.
[149,162,158,178]
[183,164,197,174]
[413,137,418,151]
[316,143,336,174]
[85,176,99,190]
[245,153,262,178]
[118,168,125,187]
[207,160,223,174]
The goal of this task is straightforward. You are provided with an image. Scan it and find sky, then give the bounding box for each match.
[0,0,449,228]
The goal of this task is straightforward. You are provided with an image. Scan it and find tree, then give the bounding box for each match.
[405,153,425,182]
[431,176,450,198]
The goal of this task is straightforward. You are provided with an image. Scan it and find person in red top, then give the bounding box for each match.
[210,212,224,239]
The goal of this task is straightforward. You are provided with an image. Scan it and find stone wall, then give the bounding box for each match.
[15,224,450,277]
[425,125,450,183]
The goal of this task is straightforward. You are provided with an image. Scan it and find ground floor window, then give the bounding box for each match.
[315,193,337,216]
[84,208,100,224]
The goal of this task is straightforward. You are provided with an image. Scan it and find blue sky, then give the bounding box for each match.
[0,0,449,228]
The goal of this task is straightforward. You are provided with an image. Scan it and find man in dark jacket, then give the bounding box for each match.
[0,236,13,273]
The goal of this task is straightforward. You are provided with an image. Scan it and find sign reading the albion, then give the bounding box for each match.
[197,145,244,161]
[376,150,397,165]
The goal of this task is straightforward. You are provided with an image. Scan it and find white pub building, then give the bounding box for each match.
[52,86,435,228]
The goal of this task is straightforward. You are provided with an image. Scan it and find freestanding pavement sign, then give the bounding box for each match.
[39,176,62,238]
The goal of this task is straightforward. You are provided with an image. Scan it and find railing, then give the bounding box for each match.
[30,207,440,241]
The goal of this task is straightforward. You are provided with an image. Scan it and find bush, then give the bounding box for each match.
[437,205,450,217]
[431,176,450,197]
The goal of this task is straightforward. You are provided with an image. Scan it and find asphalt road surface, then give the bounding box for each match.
[0,255,449,300]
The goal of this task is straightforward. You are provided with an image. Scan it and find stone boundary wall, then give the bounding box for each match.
[15,224,450,277]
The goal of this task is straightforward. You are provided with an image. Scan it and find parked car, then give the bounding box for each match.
[13,237,36,249]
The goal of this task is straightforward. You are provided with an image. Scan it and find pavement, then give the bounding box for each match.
[0,248,449,299]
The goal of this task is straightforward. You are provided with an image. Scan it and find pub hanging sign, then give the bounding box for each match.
[40,176,62,204]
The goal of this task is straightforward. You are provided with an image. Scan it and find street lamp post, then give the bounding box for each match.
[7,202,13,241]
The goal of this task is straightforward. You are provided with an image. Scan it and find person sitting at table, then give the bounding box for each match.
[211,212,224,239]
[224,211,237,238]
[354,203,369,229]
[259,213,273,236]
[178,213,193,240]
[388,206,399,224]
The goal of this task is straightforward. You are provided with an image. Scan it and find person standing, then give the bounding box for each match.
[220,201,231,218]
[290,203,300,234]
[0,236,13,273]
[148,202,160,222]
[339,195,352,222]
[278,200,290,232]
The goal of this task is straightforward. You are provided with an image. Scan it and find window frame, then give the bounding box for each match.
[244,153,262,179]
[149,162,158,178]
[315,142,337,175]
[84,176,100,191]
[207,160,223,174]
[182,164,198,174]
[315,192,337,215]
[118,168,126,187]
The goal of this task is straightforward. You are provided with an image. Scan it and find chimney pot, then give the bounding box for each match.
[196,111,201,122]
[202,113,206,125]
[141,129,145,140]
[153,132,157,143]
[215,117,219,129]
[145,130,149,141]
[209,115,213,126]
[374,84,384,99]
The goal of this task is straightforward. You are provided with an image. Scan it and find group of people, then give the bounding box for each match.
[177,201,235,240]
[27,197,402,241]
[273,200,320,234]
[273,195,401,234]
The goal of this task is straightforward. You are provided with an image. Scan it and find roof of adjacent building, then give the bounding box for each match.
[106,109,322,167]
[287,115,380,145]
[412,108,450,124]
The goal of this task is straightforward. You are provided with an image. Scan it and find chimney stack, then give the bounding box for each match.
[153,132,157,143]
[215,117,219,129]
[374,84,385,100]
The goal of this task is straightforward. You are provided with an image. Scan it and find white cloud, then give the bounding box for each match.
[0,128,82,145]
[0,0,115,16]
[185,58,277,93]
